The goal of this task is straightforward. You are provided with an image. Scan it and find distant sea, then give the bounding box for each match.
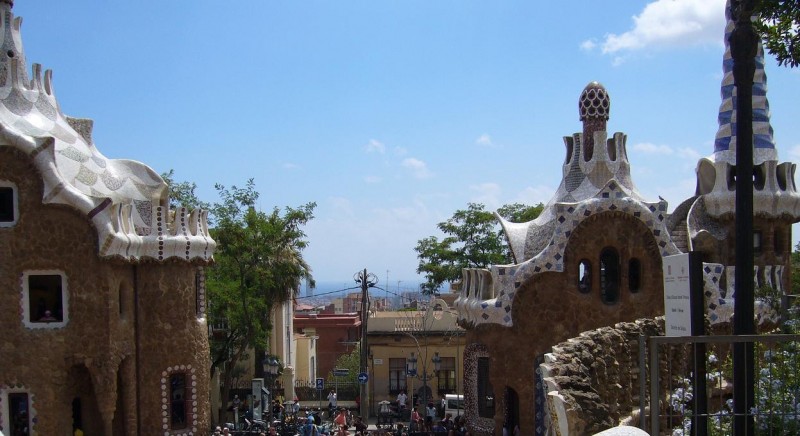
[297,280,424,305]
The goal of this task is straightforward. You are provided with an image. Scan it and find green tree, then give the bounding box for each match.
[206,179,316,420]
[161,169,210,211]
[415,202,543,295]
[755,0,800,67]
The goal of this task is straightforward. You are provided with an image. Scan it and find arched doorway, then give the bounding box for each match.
[69,364,102,435]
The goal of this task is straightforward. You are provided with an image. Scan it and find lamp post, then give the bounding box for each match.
[407,351,442,408]
[264,356,280,421]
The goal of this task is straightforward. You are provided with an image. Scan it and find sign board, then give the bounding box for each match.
[373,358,383,365]
[406,368,417,377]
[358,372,369,384]
[663,253,692,337]
[333,368,349,377]
[251,378,264,420]
[316,377,324,391]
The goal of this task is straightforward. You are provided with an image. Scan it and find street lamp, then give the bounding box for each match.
[264,356,280,421]
[407,351,441,408]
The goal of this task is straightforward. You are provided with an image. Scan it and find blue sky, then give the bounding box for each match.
[14,1,800,289]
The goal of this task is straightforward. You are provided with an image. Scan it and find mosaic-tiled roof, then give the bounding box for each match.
[458,84,676,327]
[0,3,215,261]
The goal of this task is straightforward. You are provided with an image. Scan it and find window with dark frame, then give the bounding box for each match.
[170,373,188,429]
[477,357,495,418]
[0,185,14,223]
[774,228,784,254]
[578,259,591,294]
[389,358,407,394]
[28,274,64,323]
[436,357,456,395]
[8,392,30,436]
[599,247,620,304]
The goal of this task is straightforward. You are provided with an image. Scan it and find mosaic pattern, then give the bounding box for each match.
[455,83,679,328]
[702,263,781,326]
[462,343,495,435]
[195,267,206,318]
[0,4,215,261]
[696,0,800,220]
[458,180,678,328]
[713,0,775,163]
[534,355,548,436]
[161,365,198,436]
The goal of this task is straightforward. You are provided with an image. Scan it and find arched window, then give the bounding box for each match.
[599,247,620,304]
[578,260,591,294]
[628,258,642,293]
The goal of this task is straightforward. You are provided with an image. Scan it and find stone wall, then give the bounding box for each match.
[1,146,211,434]
[540,318,664,435]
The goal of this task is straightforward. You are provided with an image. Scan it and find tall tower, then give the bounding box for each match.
[690,0,800,291]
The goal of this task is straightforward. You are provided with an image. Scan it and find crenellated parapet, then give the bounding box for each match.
[0,3,215,261]
[696,155,800,219]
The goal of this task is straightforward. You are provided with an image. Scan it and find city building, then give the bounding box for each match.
[366,301,465,414]
[294,311,361,380]
[0,1,216,434]
[452,2,800,434]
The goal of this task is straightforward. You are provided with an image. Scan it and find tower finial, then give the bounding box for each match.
[578,82,610,161]
[713,0,776,165]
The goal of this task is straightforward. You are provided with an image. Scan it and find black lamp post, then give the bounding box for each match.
[264,356,280,421]
[407,351,442,408]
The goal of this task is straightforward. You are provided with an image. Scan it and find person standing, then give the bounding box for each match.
[327,390,337,412]
[396,390,407,412]
[409,407,421,431]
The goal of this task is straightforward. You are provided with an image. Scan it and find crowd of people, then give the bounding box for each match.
[212,390,477,436]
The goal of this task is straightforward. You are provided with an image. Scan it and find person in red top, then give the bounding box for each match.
[409,407,421,431]
[333,407,347,428]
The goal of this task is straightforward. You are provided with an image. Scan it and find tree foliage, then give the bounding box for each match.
[415,202,543,295]
[161,169,210,212]
[196,178,315,419]
[755,0,800,68]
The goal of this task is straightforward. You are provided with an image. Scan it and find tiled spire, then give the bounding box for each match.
[714,0,776,165]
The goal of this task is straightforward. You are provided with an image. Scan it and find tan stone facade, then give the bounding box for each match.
[1,147,212,434]
[0,3,215,434]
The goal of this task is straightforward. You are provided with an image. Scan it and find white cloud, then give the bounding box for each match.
[676,146,702,161]
[633,142,674,155]
[402,158,433,179]
[475,134,496,148]
[283,162,300,170]
[580,39,597,51]
[788,144,800,162]
[469,182,503,209]
[365,139,386,154]
[591,0,726,55]
[364,175,382,184]
[514,185,555,206]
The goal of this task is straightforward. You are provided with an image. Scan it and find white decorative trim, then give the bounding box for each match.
[195,267,206,318]
[0,385,38,435]
[160,365,198,436]
[0,180,18,227]
[21,270,69,329]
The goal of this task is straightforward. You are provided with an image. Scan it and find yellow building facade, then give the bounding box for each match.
[366,301,465,415]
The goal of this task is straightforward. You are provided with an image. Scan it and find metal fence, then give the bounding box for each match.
[642,333,800,435]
